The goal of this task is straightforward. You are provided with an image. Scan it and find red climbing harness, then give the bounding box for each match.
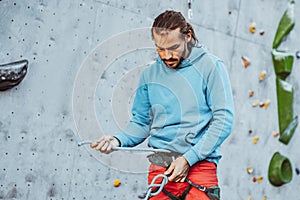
[147,160,219,200]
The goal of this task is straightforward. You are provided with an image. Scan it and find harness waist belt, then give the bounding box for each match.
[147,151,182,167]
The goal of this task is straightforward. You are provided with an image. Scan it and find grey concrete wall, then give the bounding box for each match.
[0,0,299,199]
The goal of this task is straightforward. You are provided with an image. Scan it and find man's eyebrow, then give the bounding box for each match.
[155,44,164,49]
[155,44,180,50]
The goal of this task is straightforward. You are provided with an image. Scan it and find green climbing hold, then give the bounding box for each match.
[279,116,298,145]
[269,0,296,189]
[268,152,293,186]
[272,49,294,80]
[272,0,295,49]
[276,77,294,134]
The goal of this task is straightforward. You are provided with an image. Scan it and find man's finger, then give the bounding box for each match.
[164,164,174,175]
[95,140,106,151]
[179,177,186,182]
[168,169,186,182]
[167,171,179,182]
[106,143,112,152]
[100,141,109,152]
[90,142,98,148]
[173,174,186,183]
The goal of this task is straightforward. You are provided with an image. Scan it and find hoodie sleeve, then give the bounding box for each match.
[183,60,235,166]
[114,71,151,147]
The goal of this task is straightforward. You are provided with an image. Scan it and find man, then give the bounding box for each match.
[91,10,234,200]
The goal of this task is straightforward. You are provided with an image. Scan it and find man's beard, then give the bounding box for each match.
[163,57,184,68]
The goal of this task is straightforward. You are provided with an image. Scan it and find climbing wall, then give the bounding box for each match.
[0,0,299,199]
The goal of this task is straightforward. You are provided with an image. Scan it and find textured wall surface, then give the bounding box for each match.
[0,0,299,199]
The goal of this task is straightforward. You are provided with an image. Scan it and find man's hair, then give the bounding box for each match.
[151,10,198,46]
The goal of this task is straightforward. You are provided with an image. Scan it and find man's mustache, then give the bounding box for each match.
[163,58,178,62]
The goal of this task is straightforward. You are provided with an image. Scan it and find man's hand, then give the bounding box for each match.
[90,136,120,154]
[164,156,190,182]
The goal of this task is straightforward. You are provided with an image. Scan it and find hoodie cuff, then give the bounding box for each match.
[113,136,121,147]
[113,133,127,147]
[183,149,200,166]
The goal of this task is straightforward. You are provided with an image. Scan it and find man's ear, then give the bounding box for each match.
[185,31,192,43]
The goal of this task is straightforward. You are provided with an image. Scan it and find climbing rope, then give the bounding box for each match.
[78,140,171,153]
[144,174,168,200]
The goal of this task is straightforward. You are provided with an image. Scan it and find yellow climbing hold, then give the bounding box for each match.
[249,22,256,33]
[252,136,259,144]
[252,100,259,107]
[263,99,271,109]
[113,179,121,187]
[263,195,267,200]
[246,167,254,174]
[259,70,267,81]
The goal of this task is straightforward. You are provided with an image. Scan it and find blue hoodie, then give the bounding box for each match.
[114,46,234,166]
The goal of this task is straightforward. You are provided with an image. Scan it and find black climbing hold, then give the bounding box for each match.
[0,59,28,91]
[296,168,300,175]
[296,51,300,59]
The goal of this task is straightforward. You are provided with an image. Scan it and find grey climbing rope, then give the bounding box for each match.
[144,174,168,200]
[78,140,171,153]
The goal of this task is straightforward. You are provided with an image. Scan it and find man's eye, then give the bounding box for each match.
[168,45,179,50]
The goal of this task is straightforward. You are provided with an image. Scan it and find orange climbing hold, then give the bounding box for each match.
[257,176,263,183]
[242,56,251,68]
[249,90,254,97]
[273,131,279,138]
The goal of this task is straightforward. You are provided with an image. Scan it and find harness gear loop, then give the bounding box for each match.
[144,174,168,200]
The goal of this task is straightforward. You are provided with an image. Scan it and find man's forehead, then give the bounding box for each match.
[153,28,183,46]
[153,27,182,37]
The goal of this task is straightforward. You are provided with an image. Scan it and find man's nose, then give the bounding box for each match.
[163,50,172,60]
